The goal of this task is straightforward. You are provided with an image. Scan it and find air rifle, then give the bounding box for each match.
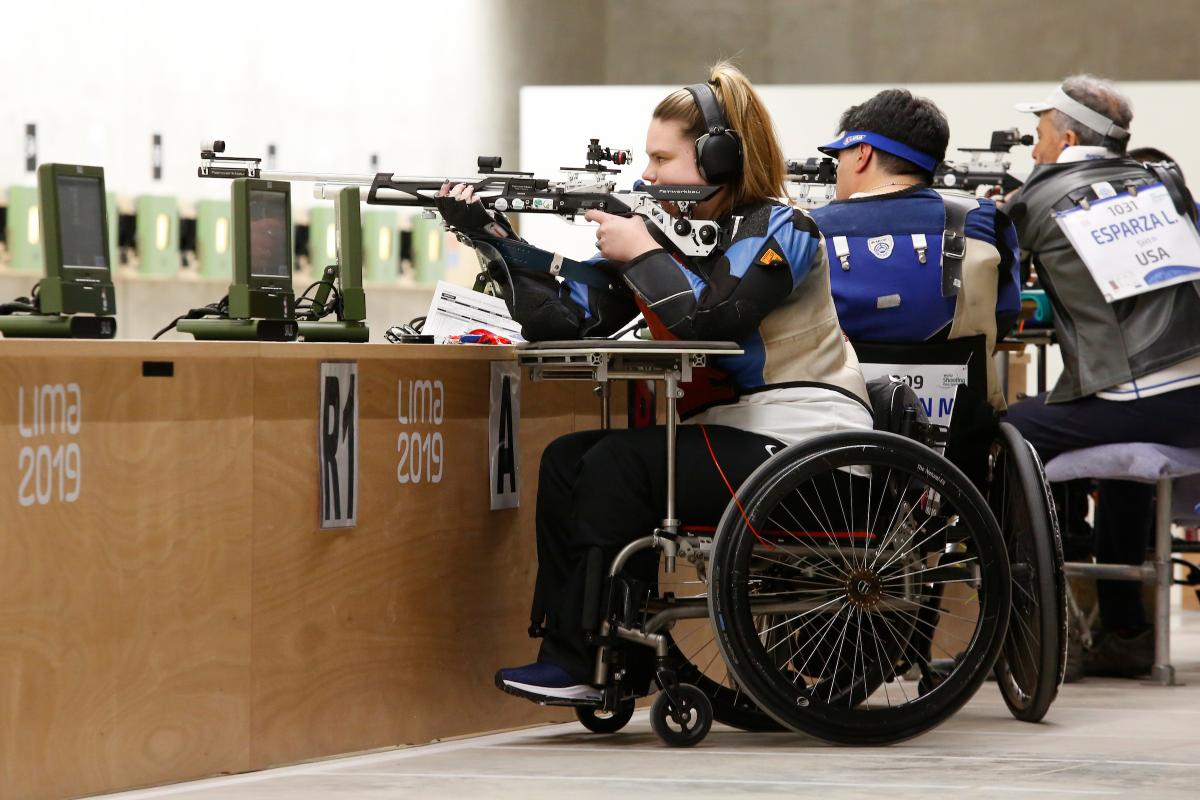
[934,128,1032,194]
[198,139,726,258]
[785,157,838,209]
[785,128,1033,208]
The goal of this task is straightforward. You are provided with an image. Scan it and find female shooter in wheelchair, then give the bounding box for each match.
[439,61,874,697]
[438,64,1011,747]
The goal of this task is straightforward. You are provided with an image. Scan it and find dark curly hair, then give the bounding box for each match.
[837,89,950,183]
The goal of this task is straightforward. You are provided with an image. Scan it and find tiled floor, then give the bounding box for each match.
[98,613,1200,799]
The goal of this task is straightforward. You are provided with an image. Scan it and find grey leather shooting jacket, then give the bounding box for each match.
[1008,157,1200,403]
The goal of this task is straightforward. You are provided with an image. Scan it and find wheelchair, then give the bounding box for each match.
[852,338,1068,725]
[986,420,1067,720]
[517,339,1064,747]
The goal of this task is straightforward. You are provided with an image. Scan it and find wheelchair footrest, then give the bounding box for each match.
[533,696,606,709]
[535,689,648,710]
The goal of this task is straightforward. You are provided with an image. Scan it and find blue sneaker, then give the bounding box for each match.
[495,662,602,704]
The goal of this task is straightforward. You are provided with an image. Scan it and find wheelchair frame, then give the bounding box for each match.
[517,340,1056,746]
[519,341,733,743]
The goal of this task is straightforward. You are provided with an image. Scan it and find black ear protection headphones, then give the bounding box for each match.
[684,80,743,185]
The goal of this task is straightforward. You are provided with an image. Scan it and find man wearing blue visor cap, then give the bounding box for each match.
[816,130,943,186]
[808,89,1021,485]
[1002,75,1200,679]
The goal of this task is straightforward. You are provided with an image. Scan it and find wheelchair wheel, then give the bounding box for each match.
[576,700,635,733]
[650,683,713,747]
[707,431,1010,745]
[659,562,784,732]
[988,422,1067,723]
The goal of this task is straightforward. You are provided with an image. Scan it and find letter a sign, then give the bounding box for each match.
[319,362,359,529]
[489,362,520,510]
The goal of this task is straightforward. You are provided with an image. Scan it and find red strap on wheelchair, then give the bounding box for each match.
[698,424,774,550]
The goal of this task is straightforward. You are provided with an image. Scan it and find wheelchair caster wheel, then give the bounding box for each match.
[575,700,635,734]
[650,683,712,747]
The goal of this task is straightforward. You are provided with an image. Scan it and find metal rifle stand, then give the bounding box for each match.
[516,340,741,692]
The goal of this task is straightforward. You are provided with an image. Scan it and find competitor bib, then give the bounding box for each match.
[1054,181,1200,302]
[858,361,967,428]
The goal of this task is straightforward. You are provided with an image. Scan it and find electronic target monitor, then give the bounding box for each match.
[229,177,295,320]
[37,163,116,317]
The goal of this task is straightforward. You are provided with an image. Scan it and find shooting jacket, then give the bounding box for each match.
[808,187,1021,410]
[1007,158,1200,402]
[534,200,871,436]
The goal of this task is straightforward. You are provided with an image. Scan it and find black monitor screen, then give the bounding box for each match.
[56,175,108,270]
[248,189,290,278]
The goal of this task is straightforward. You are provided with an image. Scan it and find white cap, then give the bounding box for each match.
[1016,85,1129,141]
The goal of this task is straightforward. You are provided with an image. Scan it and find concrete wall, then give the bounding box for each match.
[590,0,1200,85]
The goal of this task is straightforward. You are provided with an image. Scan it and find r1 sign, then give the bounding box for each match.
[319,362,358,529]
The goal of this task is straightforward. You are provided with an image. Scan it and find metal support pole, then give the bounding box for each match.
[1036,342,1048,396]
[1063,562,1154,581]
[662,370,680,535]
[998,350,1010,402]
[1151,477,1177,686]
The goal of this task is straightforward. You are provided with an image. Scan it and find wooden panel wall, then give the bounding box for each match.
[0,342,593,799]
[0,343,255,799]
[245,346,581,769]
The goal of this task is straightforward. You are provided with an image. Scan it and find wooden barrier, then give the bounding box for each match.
[0,341,596,799]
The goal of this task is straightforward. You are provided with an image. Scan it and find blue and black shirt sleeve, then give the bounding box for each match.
[618,203,823,341]
[559,253,639,336]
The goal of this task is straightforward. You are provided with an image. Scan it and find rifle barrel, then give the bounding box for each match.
[256,169,375,185]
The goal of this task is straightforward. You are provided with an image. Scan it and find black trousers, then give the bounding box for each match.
[1007,385,1200,631]
[533,424,782,682]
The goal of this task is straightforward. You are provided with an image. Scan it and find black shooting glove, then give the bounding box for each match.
[434,193,516,239]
